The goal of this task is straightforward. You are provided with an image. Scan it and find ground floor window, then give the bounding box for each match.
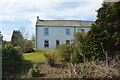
[44,40,49,47]
[56,40,60,46]
[66,40,70,44]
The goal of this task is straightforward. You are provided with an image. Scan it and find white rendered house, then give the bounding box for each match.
[35,16,94,50]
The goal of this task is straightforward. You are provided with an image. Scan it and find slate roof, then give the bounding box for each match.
[104,0,120,2]
[36,20,94,28]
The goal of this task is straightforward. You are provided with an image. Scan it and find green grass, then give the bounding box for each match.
[22,49,56,62]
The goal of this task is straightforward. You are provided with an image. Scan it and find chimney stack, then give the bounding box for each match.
[37,16,39,21]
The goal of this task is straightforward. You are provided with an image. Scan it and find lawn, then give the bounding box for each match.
[22,49,56,62]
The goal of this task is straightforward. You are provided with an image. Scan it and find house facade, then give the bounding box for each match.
[35,16,94,50]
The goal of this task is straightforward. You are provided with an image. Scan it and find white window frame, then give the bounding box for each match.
[56,40,60,46]
[66,40,70,44]
[44,28,49,36]
[44,40,49,47]
[66,28,70,35]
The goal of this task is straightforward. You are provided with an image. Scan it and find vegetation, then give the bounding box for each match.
[11,30,35,53]
[82,2,120,62]
[44,52,57,67]
[28,64,40,77]
[2,44,24,76]
[57,44,73,62]
[11,30,23,47]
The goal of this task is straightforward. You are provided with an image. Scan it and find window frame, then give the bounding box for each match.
[56,40,60,46]
[66,28,70,35]
[66,40,70,44]
[44,40,49,48]
[81,29,84,32]
[44,28,49,36]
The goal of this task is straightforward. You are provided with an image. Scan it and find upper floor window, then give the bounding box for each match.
[66,28,70,35]
[44,28,49,36]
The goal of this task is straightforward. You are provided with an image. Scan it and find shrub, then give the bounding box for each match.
[2,44,24,77]
[44,53,57,67]
[28,64,40,77]
[57,44,73,62]
[23,40,35,53]
[15,46,23,54]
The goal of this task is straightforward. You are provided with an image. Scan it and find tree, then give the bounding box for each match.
[11,30,35,53]
[11,30,24,46]
[71,32,86,63]
[83,2,120,62]
[31,34,35,48]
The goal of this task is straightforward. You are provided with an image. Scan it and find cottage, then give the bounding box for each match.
[35,16,94,50]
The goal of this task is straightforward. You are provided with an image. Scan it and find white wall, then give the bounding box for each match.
[36,26,75,50]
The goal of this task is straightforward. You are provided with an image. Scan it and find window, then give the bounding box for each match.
[66,40,70,44]
[66,28,70,35]
[81,29,84,32]
[44,40,49,47]
[44,28,49,36]
[56,40,60,46]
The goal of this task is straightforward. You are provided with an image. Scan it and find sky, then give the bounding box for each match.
[0,0,103,41]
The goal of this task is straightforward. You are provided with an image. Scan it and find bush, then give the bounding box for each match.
[2,44,24,77]
[44,53,57,67]
[57,44,73,62]
[28,64,40,77]
[15,46,24,54]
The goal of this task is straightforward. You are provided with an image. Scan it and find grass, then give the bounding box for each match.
[22,49,56,62]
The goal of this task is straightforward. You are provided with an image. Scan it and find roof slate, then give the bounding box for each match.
[36,20,94,28]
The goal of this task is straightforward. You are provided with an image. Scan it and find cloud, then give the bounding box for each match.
[0,0,103,21]
[0,0,103,41]
[1,31,12,41]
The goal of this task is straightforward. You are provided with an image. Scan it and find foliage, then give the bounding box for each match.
[69,32,87,63]
[11,30,24,47]
[31,34,35,48]
[2,44,23,63]
[63,61,119,78]
[23,40,35,53]
[15,46,23,54]
[28,64,40,77]
[57,44,73,62]
[2,44,24,76]
[44,52,57,67]
[11,30,35,53]
[81,2,120,61]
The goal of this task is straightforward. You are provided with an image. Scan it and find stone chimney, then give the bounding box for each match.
[37,16,39,21]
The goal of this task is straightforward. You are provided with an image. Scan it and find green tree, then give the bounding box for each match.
[31,34,35,48]
[84,2,120,62]
[71,32,86,63]
[11,30,35,53]
[11,30,24,46]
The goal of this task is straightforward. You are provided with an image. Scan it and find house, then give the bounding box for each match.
[35,16,94,50]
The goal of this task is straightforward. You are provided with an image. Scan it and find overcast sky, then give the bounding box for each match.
[0,0,103,41]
